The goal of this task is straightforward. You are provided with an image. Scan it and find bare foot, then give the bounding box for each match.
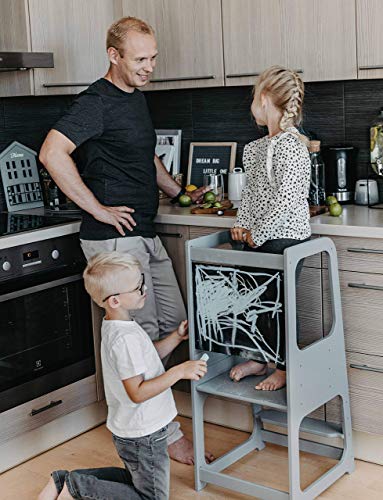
[168,435,214,465]
[57,483,72,500]
[229,360,267,382]
[37,477,59,500]
[255,369,286,391]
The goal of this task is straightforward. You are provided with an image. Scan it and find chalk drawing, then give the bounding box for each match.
[195,264,284,366]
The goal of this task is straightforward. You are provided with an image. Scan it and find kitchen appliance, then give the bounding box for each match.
[355,179,379,205]
[0,52,53,71]
[322,146,358,203]
[228,167,247,208]
[0,219,95,413]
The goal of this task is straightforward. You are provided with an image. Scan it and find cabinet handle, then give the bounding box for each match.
[43,83,92,88]
[150,75,215,83]
[30,399,63,416]
[350,363,383,374]
[226,72,260,78]
[347,247,383,255]
[226,69,303,78]
[359,65,383,71]
[348,282,383,292]
[157,231,183,238]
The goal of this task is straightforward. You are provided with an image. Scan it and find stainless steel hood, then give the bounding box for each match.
[0,52,54,72]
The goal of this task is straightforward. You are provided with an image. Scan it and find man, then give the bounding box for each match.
[39,16,212,465]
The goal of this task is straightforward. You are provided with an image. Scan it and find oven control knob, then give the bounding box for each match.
[2,261,11,271]
[51,249,60,260]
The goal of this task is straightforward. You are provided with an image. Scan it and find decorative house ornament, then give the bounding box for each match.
[0,141,44,212]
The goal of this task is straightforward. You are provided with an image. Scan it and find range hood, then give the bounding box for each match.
[0,52,54,72]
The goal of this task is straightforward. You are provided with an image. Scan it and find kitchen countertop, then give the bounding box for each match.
[2,203,383,249]
[156,202,383,239]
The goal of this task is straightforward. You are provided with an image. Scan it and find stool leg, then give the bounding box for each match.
[192,391,208,491]
[251,404,266,451]
[341,394,355,474]
[288,422,302,498]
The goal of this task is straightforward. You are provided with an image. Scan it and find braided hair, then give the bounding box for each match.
[253,66,308,144]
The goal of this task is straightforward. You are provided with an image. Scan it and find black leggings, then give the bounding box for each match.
[243,237,310,371]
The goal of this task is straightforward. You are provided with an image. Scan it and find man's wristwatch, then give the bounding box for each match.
[170,188,186,204]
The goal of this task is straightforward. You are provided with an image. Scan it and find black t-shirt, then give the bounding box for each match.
[53,78,158,240]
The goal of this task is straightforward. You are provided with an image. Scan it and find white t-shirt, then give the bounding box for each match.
[101,319,177,438]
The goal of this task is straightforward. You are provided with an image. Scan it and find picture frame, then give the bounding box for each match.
[155,129,182,175]
[187,141,237,188]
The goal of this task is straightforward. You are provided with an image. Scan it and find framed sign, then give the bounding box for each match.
[155,129,182,175]
[187,142,237,188]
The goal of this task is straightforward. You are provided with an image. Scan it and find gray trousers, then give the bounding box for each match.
[52,426,169,499]
[81,236,187,445]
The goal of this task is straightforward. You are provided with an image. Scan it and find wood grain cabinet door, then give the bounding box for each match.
[326,352,383,435]
[357,0,383,79]
[0,0,34,97]
[222,0,289,87]
[285,0,357,82]
[155,223,189,301]
[323,270,383,357]
[122,0,224,90]
[29,0,122,95]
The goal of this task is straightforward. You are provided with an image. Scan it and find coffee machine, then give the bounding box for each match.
[322,146,358,203]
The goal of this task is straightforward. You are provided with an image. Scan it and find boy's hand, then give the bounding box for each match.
[177,320,189,340]
[178,360,207,381]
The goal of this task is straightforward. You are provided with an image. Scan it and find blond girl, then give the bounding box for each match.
[230,66,311,391]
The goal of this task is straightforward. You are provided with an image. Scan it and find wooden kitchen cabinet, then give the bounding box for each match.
[222,0,289,87]
[155,223,190,300]
[326,352,383,435]
[0,375,97,444]
[121,0,224,90]
[28,0,122,95]
[0,0,34,97]
[356,0,383,79]
[222,0,357,85]
[285,0,357,82]
[323,270,383,357]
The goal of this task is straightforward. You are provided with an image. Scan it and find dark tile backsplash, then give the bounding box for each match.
[1,79,383,187]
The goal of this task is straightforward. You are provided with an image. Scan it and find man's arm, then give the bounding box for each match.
[39,130,136,236]
[154,155,208,203]
[122,359,207,404]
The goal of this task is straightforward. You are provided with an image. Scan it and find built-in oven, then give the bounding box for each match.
[0,233,95,413]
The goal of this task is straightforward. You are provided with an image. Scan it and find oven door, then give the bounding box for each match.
[0,271,95,413]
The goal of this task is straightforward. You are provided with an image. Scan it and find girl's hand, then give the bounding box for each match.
[177,320,189,340]
[231,227,249,241]
[244,232,257,248]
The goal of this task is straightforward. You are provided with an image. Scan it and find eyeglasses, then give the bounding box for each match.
[102,273,145,303]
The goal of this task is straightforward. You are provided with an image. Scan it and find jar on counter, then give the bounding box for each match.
[308,140,326,206]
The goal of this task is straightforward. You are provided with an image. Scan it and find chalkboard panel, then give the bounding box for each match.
[187,142,237,189]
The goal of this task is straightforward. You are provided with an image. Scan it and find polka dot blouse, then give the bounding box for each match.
[234,127,311,247]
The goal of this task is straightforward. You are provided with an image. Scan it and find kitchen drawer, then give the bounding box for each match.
[0,375,97,444]
[323,271,383,356]
[326,352,383,435]
[323,236,383,274]
[189,226,223,240]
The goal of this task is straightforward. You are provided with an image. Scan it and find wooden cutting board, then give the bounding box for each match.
[191,200,234,215]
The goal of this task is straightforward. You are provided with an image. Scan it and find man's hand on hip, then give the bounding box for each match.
[94,205,136,236]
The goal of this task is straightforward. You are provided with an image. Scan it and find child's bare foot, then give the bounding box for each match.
[37,477,58,500]
[168,435,214,465]
[57,483,72,500]
[255,369,286,391]
[230,360,267,382]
